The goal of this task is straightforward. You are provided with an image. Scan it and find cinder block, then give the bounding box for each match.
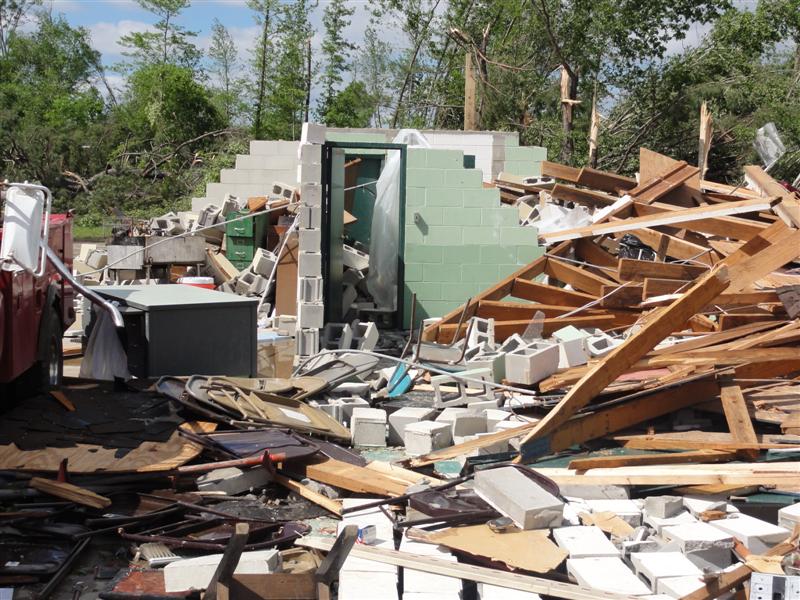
[552,326,590,368]
[350,407,387,447]
[644,496,684,519]
[405,245,443,264]
[462,188,500,208]
[298,276,323,303]
[709,514,790,554]
[301,182,321,206]
[644,510,698,535]
[505,341,560,385]
[343,244,369,270]
[407,168,445,188]
[352,321,379,351]
[632,551,702,592]
[301,122,326,144]
[248,273,268,296]
[683,496,738,518]
[483,408,511,431]
[197,466,272,495]
[404,421,452,456]
[296,328,319,356]
[299,227,321,252]
[779,502,800,530]
[388,407,436,446]
[424,226,462,245]
[661,522,734,567]
[298,251,322,277]
[425,188,464,207]
[251,247,277,277]
[299,141,322,162]
[474,466,563,530]
[566,557,651,596]
[408,206,444,226]
[423,263,462,283]
[553,526,620,558]
[298,302,324,329]
[298,205,321,229]
[447,207,482,227]
[272,181,298,201]
[425,149,464,169]
[479,245,517,264]
[444,168,482,188]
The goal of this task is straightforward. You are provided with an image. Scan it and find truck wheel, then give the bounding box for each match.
[16,306,63,398]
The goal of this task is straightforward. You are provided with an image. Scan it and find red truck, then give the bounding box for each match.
[0,184,76,395]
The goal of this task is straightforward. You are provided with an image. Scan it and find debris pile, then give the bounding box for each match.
[5,146,800,600]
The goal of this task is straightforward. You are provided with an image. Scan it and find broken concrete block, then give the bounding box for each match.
[196,466,271,495]
[466,350,506,382]
[709,514,790,554]
[298,276,323,303]
[552,325,590,369]
[505,341,560,385]
[586,499,642,527]
[553,526,620,558]
[251,248,277,277]
[298,302,324,329]
[322,323,353,350]
[404,421,452,456]
[644,510,698,535]
[474,466,563,530]
[343,244,369,270]
[350,407,387,447]
[300,182,321,206]
[388,407,436,446]
[352,321,378,351]
[337,397,371,425]
[566,557,651,596]
[298,251,322,277]
[560,484,630,500]
[299,227,321,252]
[683,496,738,518]
[484,408,511,431]
[247,274,268,296]
[497,333,528,355]
[586,332,622,357]
[632,551,702,592]
[661,522,734,568]
[276,315,297,337]
[644,496,684,519]
[164,550,281,592]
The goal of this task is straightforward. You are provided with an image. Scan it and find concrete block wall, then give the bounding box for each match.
[498,144,548,178]
[404,147,543,326]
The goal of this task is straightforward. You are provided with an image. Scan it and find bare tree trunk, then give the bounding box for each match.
[560,66,578,164]
[588,87,599,168]
[304,37,311,122]
[253,14,270,139]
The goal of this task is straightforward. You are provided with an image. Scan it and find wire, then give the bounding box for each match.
[76,204,293,278]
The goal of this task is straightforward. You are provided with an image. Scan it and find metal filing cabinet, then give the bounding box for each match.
[94,285,258,377]
[225,209,267,271]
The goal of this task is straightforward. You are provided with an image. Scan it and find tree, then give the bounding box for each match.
[119,0,201,71]
[247,0,279,138]
[322,80,375,127]
[0,0,41,57]
[356,21,394,127]
[317,0,355,122]
[208,18,240,124]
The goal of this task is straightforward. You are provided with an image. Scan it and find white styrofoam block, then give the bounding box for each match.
[164,550,281,592]
[404,421,452,456]
[388,407,436,446]
[299,227,322,252]
[474,466,563,530]
[709,514,790,554]
[350,407,387,447]
[553,526,620,558]
[298,251,322,277]
[566,557,651,596]
[301,182,322,206]
[504,341,559,385]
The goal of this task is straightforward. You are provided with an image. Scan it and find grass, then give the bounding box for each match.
[72,224,107,242]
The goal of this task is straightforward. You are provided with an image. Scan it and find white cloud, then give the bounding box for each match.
[87,19,155,57]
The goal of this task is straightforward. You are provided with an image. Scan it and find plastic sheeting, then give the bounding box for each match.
[366,129,431,310]
[0,187,43,272]
[79,307,130,381]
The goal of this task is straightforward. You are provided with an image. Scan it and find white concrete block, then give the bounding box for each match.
[299,163,321,185]
[298,302,324,329]
[400,538,461,595]
[586,499,642,527]
[644,496,684,519]
[632,552,701,592]
[299,227,322,252]
[553,526,620,558]
[196,466,271,495]
[484,408,511,431]
[388,407,436,446]
[301,122,326,144]
[164,550,281,592]
[661,522,735,554]
[343,244,370,270]
[566,557,652,596]
[298,251,322,277]
[404,421,452,456]
[298,277,323,303]
[505,341,559,385]
[778,502,800,531]
[473,432,509,455]
[683,496,739,518]
[296,327,319,356]
[251,247,277,277]
[552,326,590,369]
[351,407,387,447]
[559,484,630,500]
[657,575,706,599]
[474,466,563,530]
[709,514,790,554]
[301,182,322,206]
[436,407,486,436]
[644,510,697,535]
[298,205,321,229]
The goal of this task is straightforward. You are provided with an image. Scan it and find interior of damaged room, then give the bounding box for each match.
[2,1,800,599]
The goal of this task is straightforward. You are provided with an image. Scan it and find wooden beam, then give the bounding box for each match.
[744,164,800,228]
[539,198,776,243]
[541,161,581,183]
[29,477,111,509]
[633,201,767,241]
[717,372,760,458]
[545,257,616,296]
[628,161,700,204]
[463,52,477,131]
[411,266,731,466]
[436,315,620,342]
[643,277,692,297]
[295,457,409,497]
[718,313,776,330]
[576,166,637,193]
[618,228,717,266]
[207,523,249,600]
[550,183,618,207]
[726,226,800,293]
[614,432,796,451]
[568,449,736,470]
[273,473,342,516]
[510,279,596,307]
[600,284,643,308]
[618,258,708,282]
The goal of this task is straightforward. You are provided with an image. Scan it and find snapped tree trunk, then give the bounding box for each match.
[560,66,578,164]
[253,15,270,139]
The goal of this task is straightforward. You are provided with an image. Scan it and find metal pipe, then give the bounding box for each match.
[46,246,124,328]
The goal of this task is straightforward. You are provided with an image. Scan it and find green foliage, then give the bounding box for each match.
[208,18,244,125]
[119,0,201,72]
[322,81,375,128]
[317,0,355,123]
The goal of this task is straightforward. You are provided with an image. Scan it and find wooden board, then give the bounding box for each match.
[550,183,618,207]
[576,167,637,193]
[617,258,708,282]
[510,279,597,307]
[294,457,410,497]
[545,256,616,296]
[568,449,736,470]
[29,477,111,509]
[541,161,581,183]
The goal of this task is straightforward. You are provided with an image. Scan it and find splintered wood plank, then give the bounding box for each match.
[629,161,700,204]
[650,321,782,356]
[545,256,616,296]
[539,197,776,243]
[617,258,708,282]
[29,477,112,509]
[717,373,760,454]
[541,160,581,182]
[411,266,731,466]
[510,279,596,307]
[744,164,800,228]
[575,238,620,271]
[297,457,408,497]
[568,449,736,470]
[576,166,637,193]
[476,301,639,327]
[718,313,776,330]
[633,201,767,241]
[726,226,800,293]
